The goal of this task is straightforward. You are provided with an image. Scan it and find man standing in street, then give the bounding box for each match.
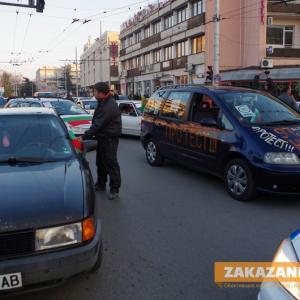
[82,82,122,200]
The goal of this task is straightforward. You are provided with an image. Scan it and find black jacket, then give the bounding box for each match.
[83,96,121,139]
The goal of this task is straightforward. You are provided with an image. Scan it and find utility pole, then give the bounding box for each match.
[75,47,79,97]
[213,0,220,85]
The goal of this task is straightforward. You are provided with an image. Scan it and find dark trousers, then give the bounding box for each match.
[96,137,121,193]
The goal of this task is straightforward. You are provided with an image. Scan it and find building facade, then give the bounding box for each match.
[205,0,300,88]
[119,0,206,96]
[80,32,120,93]
[36,66,62,92]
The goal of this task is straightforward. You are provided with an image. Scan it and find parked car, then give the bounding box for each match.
[0,97,6,108]
[77,99,98,115]
[118,95,129,100]
[5,98,93,137]
[141,86,300,201]
[117,100,142,136]
[0,107,102,295]
[258,229,300,300]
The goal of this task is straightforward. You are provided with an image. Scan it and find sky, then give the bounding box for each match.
[0,0,151,80]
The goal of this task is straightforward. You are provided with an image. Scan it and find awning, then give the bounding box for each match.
[221,67,300,81]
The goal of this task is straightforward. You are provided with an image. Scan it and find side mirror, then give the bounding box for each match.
[200,117,218,127]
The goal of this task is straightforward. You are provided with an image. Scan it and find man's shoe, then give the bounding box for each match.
[95,183,106,191]
[108,192,119,200]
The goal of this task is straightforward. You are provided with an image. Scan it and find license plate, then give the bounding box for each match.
[0,273,22,291]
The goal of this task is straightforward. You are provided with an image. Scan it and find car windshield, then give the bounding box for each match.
[44,100,87,116]
[220,92,300,125]
[82,100,98,110]
[135,104,142,115]
[0,115,74,162]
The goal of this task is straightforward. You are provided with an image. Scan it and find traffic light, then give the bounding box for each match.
[206,66,213,82]
[36,0,45,13]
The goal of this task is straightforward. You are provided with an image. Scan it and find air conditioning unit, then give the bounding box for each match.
[260,58,273,69]
[267,17,273,26]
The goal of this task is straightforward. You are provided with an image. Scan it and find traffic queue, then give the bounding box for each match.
[1,84,300,297]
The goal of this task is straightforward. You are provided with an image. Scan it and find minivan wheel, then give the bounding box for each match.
[145,139,164,166]
[224,159,256,201]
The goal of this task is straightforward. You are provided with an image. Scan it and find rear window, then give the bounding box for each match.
[144,91,167,116]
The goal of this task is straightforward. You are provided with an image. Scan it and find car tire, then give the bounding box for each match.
[224,158,256,201]
[90,240,103,273]
[145,139,164,166]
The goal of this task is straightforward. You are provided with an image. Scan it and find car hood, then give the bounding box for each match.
[0,159,84,233]
[61,115,92,129]
[247,124,300,153]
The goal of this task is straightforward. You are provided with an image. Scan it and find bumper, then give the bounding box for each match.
[258,282,295,300]
[0,219,102,295]
[254,167,300,194]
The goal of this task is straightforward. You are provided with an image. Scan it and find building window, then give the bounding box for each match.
[128,35,134,46]
[144,53,151,66]
[267,25,294,47]
[164,14,173,30]
[177,7,187,24]
[121,39,126,49]
[144,26,151,39]
[192,36,205,54]
[176,40,188,57]
[136,56,142,68]
[164,45,173,60]
[153,21,161,34]
[153,49,161,63]
[192,0,205,17]
[135,30,141,43]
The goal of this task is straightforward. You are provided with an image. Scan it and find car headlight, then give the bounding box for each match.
[273,238,300,299]
[264,152,300,165]
[35,218,95,251]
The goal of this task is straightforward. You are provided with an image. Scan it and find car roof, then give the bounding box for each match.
[0,107,57,115]
[117,100,141,105]
[157,85,257,94]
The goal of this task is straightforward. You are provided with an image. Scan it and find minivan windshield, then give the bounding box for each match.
[220,92,300,126]
[0,115,73,163]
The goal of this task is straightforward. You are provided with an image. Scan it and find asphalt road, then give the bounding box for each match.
[11,137,300,300]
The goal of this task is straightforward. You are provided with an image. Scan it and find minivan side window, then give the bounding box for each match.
[161,91,191,119]
[190,93,220,124]
[144,91,166,116]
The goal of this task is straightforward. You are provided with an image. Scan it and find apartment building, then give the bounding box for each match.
[119,0,206,96]
[36,66,63,92]
[205,0,300,85]
[80,32,120,93]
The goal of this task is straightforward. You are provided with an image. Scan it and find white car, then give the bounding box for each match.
[77,99,98,115]
[258,229,300,300]
[117,100,142,136]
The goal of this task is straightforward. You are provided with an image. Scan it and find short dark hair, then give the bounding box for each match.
[94,82,110,94]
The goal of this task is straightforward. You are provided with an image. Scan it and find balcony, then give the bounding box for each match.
[267,47,300,58]
[172,56,187,70]
[141,33,161,48]
[268,1,300,14]
[161,60,173,71]
[127,68,141,77]
[110,66,119,77]
[187,13,206,30]
[120,49,126,57]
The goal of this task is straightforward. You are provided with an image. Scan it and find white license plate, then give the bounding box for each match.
[0,273,22,291]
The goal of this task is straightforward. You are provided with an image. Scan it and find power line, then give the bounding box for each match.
[11,11,19,56]
[20,13,32,55]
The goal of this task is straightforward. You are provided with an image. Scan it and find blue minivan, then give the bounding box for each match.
[141,86,300,201]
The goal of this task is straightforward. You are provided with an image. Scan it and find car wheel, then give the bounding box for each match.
[90,240,103,273]
[145,139,164,166]
[224,159,256,201]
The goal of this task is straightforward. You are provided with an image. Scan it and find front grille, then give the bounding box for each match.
[0,230,35,259]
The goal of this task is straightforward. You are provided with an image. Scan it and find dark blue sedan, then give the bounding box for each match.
[141,86,300,201]
[0,107,102,294]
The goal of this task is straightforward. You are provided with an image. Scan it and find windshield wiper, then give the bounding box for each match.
[0,157,57,164]
[258,120,300,126]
